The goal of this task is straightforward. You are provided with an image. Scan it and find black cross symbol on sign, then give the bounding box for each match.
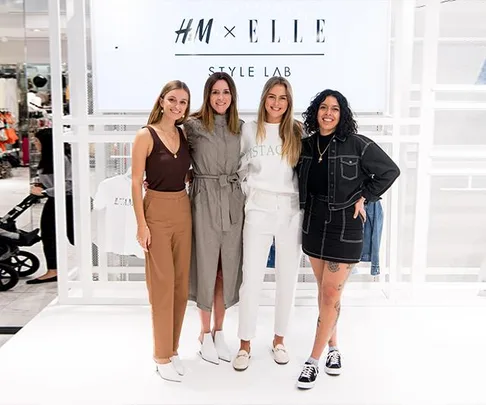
[224,25,236,38]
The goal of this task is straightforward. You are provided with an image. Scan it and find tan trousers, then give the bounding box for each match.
[144,189,192,361]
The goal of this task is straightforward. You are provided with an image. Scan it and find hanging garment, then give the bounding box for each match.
[0,118,7,142]
[0,79,6,110]
[360,200,383,275]
[3,112,18,144]
[93,173,144,258]
[5,79,18,119]
[0,79,19,119]
[0,111,17,151]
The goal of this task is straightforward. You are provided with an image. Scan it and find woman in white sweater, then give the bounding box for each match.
[233,77,303,371]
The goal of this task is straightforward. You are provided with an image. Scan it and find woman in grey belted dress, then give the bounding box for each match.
[184,72,245,365]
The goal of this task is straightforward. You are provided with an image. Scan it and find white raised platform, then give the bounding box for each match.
[0,297,485,405]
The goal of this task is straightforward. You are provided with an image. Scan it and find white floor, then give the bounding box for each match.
[0,302,485,405]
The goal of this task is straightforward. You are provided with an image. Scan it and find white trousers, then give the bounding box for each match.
[238,189,303,341]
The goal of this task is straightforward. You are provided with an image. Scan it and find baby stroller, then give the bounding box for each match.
[0,194,43,291]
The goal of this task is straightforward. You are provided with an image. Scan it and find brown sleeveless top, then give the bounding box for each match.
[145,125,190,192]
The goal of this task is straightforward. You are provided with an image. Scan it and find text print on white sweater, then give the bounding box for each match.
[238,121,298,195]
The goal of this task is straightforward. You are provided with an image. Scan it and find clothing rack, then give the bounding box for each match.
[0,147,20,157]
[0,110,19,150]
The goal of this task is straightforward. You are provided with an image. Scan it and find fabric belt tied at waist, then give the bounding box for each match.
[193,173,240,231]
[194,173,239,187]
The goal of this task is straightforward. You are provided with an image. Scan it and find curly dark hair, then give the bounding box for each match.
[302,89,357,136]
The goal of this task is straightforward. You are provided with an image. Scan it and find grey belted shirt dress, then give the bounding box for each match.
[184,115,245,311]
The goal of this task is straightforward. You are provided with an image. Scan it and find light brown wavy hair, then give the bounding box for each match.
[256,76,302,167]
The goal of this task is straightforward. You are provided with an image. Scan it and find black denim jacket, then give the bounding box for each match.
[296,132,400,210]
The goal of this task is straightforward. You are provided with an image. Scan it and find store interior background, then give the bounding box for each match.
[0,0,486,404]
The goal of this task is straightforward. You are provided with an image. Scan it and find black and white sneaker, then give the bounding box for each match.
[297,362,319,389]
[325,350,341,375]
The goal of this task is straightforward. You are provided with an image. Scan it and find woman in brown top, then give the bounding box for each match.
[131,80,192,383]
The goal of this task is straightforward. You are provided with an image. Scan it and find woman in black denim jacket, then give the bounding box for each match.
[296,89,400,390]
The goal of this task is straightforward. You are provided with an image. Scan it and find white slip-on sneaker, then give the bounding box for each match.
[199,332,219,365]
[169,355,185,376]
[233,349,250,371]
[213,331,231,362]
[272,344,290,365]
[155,362,182,382]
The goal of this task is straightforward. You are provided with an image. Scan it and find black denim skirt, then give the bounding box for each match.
[302,194,363,263]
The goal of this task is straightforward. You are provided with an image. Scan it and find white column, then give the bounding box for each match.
[411,0,440,284]
[389,0,416,295]
[66,0,92,300]
[48,0,69,302]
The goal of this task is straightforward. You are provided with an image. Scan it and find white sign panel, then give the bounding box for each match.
[91,0,390,112]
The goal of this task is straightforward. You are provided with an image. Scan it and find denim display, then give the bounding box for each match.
[360,201,383,275]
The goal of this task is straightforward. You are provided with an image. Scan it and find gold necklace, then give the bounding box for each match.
[163,129,179,159]
[317,135,333,163]
[154,125,179,158]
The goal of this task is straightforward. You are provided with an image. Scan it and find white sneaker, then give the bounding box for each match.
[170,355,185,376]
[155,362,182,382]
[233,349,250,371]
[213,331,231,362]
[199,332,219,365]
[272,344,289,365]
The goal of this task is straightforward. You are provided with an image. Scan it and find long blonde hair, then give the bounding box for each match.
[192,72,240,134]
[147,80,191,126]
[256,77,302,167]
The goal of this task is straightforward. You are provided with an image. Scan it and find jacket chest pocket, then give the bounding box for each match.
[298,156,312,179]
[340,157,359,180]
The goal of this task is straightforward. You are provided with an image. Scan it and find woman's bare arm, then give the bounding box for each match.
[131,128,152,250]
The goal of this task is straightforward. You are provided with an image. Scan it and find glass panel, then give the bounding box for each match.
[439,1,486,38]
[412,43,486,85]
[415,0,486,38]
[426,175,486,281]
[437,44,486,85]
[434,110,486,146]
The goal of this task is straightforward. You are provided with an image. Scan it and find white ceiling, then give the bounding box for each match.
[0,0,66,14]
[0,0,68,41]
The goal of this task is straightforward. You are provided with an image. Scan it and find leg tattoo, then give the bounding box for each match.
[333,301,341,328]
[328,261,340,273]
